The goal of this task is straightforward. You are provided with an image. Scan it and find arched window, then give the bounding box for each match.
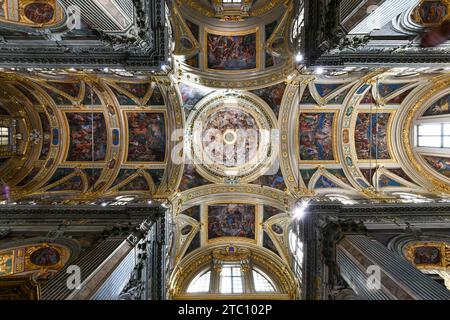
[416,122,450,149]
[0,127,10,146]
[289,230,303,280]
[252,269,275,292]
[171,246,298,299]
[185,265,277,295]
[187,270,211,293]
[220,264,243,294]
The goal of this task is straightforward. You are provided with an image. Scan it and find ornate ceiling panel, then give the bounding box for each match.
[0,0,168,70]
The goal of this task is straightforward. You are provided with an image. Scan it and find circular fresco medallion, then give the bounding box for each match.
[186,92,277,183]
[181,225,193,235]
[202,107,259,167]
[24,3,55,24]
[271,224,283,234]
[30,247,60,266]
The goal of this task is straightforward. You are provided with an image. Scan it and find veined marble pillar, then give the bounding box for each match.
[336,235,450,300]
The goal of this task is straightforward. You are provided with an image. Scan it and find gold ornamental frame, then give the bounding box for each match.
[122,109,169,166]
[202,201,261,246]
[204,27,261,74]
[296,109,340,164]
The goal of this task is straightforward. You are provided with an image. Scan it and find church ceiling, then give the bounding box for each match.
[0,0,450,288]
[0,71,181,203]
[0,0,168,70]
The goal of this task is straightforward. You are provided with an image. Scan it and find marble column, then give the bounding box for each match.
[336,235,450,300]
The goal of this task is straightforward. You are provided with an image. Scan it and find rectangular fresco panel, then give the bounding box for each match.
[299,113,334,161]
[414,246,441,265]
[355,113,391,160]
[207,32,257,71]
[126,112,166,162]
[66,113,107,162]
[208,204,255,240]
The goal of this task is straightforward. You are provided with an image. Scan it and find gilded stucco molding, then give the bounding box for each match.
[401,75,450,193]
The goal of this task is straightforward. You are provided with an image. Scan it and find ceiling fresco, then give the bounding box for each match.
[1,1,450,299]
[0,72,181,202]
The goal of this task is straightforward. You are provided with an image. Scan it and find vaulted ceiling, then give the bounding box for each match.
[0,0,450,297]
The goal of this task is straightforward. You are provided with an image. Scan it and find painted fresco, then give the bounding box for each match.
[355,113,391,160]
[315,83,341,97]
[202,107,259,167]
[15,83,39,105]
[44,87,73,105]
[119,176,149,191]
[181,225,193,236]
[48,82,81,98]
[30,247,60,266]
[250,83,286,117]
[179,83,211,112]
[207,32,257,70]
[0,251,13,276]
[414,246,441,265]
[265,53,285,68]
[300,87,316,104]
[66,113,107,162]
[265,20,277,40]
[46,168,74,186]
[16,167,40,187]
[116,82,150,99]
[147,84,164,105]
[185,233,200,256]
[423,94,450,117]
[378,175,402,187]
[39,113,51,160]
[112,169,137,187]
[185,54,199,68]
[360,169,375,185]
[182,206,200,221]
[110,86,136,105]
[180,164,210,191]
[263,205,283,221]
[378,83,408,98]
[82,85,102,105]
[327,169,350,185]
[186,20,199,40]
[48,175,83,191]
[126,113,166,162]
[328,88,350,104]
[146,169,165,187]
[263,233,279,255]
[423,156,450,178]
[412,1,448,25]
[387,168,415,184]
[386,88,412,104]
[83,168,102,188]
[24,3,55,24]
[300,169,317,187]
[251,168,286,191]
[360,90,375,104]
[208,204,255,240]
[299,113,334,161]
[0,0,5,18]
[314,176,339,189]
